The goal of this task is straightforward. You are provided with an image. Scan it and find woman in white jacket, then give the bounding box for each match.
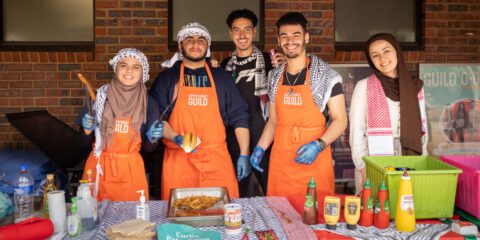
[349,33,428,193]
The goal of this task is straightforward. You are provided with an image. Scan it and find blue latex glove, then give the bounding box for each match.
[81,113,95,131]
[146,120,163,143]
[237,155,251,182]
[173,135,183,147]
[173,135,197,153]
[249,146,265,172]
[294,140,322,164]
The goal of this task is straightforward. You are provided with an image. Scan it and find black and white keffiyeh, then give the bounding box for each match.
[225,45,269,120]
[92,48,150,159]
[161,22,212,68]
[268,54,342,112]
[109,48,150,83]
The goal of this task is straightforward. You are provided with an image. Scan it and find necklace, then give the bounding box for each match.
[285,68,305,96]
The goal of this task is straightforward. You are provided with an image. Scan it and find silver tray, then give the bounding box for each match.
[166,187,230,227]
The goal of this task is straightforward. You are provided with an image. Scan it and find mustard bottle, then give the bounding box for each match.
[395,169,415,232]
[324,196,340,230]
[344,196,361,230]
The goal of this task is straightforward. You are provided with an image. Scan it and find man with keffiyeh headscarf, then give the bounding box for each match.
[249,12,347,197]
[148,22,250,200]
[76,48,162,201]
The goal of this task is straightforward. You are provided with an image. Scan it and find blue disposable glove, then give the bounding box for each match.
[249,146,265,172]
[146,120,163,143]
[173,135,183,147]
[81,113,95,131]
[237,155,251,182]
[294,140,322,164]
[173,135,198,153]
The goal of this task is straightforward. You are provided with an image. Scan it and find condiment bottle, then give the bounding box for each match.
[374,180,390,229]
[303,177,318,225]
[43,173,56,218]
[344,196,361,230]
[359,178,374,226]
[136,190,150,222]
[67,197,82,237]
[395,170,415,232]
[77,180,97,231]
[324,196,340,230]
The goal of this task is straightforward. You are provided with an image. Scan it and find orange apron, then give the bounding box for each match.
[267,60,335,197]
[82,118,149,201]
[161,63,239,200]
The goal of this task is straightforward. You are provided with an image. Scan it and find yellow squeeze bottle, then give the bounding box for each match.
[324,196,341,230]
[344,196,361,230]
[395,169,415,232]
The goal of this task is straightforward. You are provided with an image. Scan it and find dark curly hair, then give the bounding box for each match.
[276,12,308,34]
[226,9,258,29]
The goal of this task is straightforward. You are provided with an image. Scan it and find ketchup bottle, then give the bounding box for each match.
[359,178,374,226]
[374,180,390,229]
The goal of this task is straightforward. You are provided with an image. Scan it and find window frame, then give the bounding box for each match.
[0,0,95,52]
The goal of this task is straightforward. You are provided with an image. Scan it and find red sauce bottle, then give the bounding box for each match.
[374,180,390,229]
[359,178,374,226]
[303,177,318,225]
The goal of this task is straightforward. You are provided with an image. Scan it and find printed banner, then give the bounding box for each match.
[331,64,373,180]
[420,64,480,156]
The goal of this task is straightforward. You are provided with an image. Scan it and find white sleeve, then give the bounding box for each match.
[349,79,368,170]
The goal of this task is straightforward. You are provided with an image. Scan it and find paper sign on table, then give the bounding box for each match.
[157,223,220,240]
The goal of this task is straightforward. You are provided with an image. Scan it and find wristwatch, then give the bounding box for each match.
[316,138,327,151]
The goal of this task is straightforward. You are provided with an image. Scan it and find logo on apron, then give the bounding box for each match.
[188,94,208,106]
[283,93,302,106]
[114,120,129,133]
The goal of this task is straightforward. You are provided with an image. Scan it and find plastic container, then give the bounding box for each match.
[374,181,390,229]
[77,181,97,231]
[43,174,56,219]
[13,165,34,223]
[136,190,150,222]
[303,177,318,225]
[440,156,480,219]
[359,179,373,226]
[67,197,82,237]
[364,156,461,219]
[394,170,415,232]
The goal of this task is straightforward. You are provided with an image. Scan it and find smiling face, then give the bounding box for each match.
[179,35,208,62]
[368,40,398,78]
[278,24,309,59]
[230,17,256,54]
[115,57,142,86]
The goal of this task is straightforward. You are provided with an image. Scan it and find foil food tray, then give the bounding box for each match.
[166,187,230,227]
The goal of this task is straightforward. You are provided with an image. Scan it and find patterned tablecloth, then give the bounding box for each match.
[64,197,451,240]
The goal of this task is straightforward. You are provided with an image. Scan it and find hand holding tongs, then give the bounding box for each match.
[156,82,179,128]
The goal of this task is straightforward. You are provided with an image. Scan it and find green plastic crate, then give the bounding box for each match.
[364,156,462,219]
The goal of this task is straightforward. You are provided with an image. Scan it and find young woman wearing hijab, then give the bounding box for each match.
[77,48,163,201]
[349,33,428,194]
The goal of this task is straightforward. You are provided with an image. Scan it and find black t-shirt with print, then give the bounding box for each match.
[182,67,211,87]
[221,51,272,152]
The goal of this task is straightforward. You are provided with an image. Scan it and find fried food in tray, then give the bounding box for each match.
[173,195,222,217]
[167,187,230,225]
[174,195,221,211]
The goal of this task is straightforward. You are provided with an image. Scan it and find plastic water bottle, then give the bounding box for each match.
[14,164,34,223]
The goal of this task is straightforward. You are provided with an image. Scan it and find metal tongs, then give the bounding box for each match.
[156,82,179,127]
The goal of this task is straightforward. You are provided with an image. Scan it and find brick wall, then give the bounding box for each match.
[0,0,479,149]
